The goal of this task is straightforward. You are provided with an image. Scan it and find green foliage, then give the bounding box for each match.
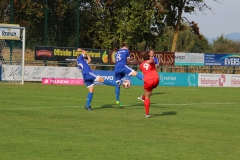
[155,0,220,51]
[155,26,211,52]
[0,0,226,53]
[91,0,166,50]
[212,35,240,53]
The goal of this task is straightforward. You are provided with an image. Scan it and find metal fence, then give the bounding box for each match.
[0,0,80,48]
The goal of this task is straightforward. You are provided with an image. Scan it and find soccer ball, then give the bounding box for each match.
[122,80,131,89]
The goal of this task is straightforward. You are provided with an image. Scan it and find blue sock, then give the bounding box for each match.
[115,87,120,101]
[103,80,118,87]
[86,92,93,106]
[136,73,144,80]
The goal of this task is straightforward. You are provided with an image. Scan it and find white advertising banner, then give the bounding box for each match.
[174,52,204,66]
[198,74,229,87]
[1,65,83,81]
[0,24,21,40]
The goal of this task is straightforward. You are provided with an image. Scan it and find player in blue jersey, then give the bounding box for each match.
[77,48,118,111]
[149,49,159,67]
[114,43,144,107]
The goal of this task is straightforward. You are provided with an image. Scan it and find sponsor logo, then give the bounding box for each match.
[36,50,52,57]
[2,30,17,36]
[224,58,240,66]
[42,78,84,85]
[188,74,197,86]
[200,78,218,86]
[200,74,226,86]
[231,79,240,85]
[160,75,176,82]
[102,76,114,80]
[218,75,226,86]
[175,56,185,60]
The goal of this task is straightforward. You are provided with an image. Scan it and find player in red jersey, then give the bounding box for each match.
[138,52,159,118]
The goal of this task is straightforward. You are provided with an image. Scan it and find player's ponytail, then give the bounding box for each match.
[121,42,128,48]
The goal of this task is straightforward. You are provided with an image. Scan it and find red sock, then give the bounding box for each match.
[144,99,150,115]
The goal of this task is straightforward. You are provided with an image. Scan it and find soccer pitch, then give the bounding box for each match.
[0,84,239,160]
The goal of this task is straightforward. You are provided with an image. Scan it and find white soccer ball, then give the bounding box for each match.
[122,80,131,89]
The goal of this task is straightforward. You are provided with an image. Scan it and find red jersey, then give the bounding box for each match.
[140,60,159,80]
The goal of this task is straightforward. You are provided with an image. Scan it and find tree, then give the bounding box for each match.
[212,35,240,53]
[155,0,221,52]
[91,0,166,50]
[156,26,210,53]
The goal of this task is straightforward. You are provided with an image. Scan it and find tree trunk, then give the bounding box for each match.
[171,28,179,52]
[171,2,185,52]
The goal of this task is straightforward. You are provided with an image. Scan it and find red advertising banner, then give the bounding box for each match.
[109,50,174,65]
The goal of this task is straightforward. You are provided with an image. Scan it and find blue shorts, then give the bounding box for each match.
[83,72,98,88]
[114,65,133,81]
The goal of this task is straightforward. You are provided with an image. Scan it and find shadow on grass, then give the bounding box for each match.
[94,103,167,110]
[94,103,143,110]
[151,92,165,95]
[150,111,177,118]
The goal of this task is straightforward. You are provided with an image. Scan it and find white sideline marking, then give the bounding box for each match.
[0,106,79,110]
[0,102,236,110]
[151,102,235,106]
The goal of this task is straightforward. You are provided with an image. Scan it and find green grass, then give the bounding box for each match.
[0,84,240,160]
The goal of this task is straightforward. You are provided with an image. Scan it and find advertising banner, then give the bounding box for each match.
[198,74,229,87]
[159,73,198,86]
[35,46,109,64]
[109,50,175,65]
[42,78,84,85]
[1,65,83,81]
[131,72,198,87]
[204,54,240,66]
[92,70,131,85]
[0,24,20,40]
[174,52,204,66]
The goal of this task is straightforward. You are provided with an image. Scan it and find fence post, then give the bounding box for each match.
[76,0,80,47]
[233,66,236,74]
[10,0,14,64]
[44,0,48,66]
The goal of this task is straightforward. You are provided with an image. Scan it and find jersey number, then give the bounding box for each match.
[116,53,121,62]
[143,63,149,70]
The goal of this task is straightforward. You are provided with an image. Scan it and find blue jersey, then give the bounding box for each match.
[153,57,159,65]
[77,54,92,75]
[114,49,130,69]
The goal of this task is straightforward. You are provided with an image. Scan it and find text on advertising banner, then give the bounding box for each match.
[109,50,175,65]
[92,70,131,85]
[131,72,198,87]
[159,73,198,86]
[228,74,240,87]
[1,65,83,81]
[198,74,240,87]
[198,74,228,87]
[204,54,240,66]
[35,46,109,64]
[174,52,204,66]
[42,78,84,85]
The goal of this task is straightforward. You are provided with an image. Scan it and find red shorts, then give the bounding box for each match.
[144,78,159,92]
